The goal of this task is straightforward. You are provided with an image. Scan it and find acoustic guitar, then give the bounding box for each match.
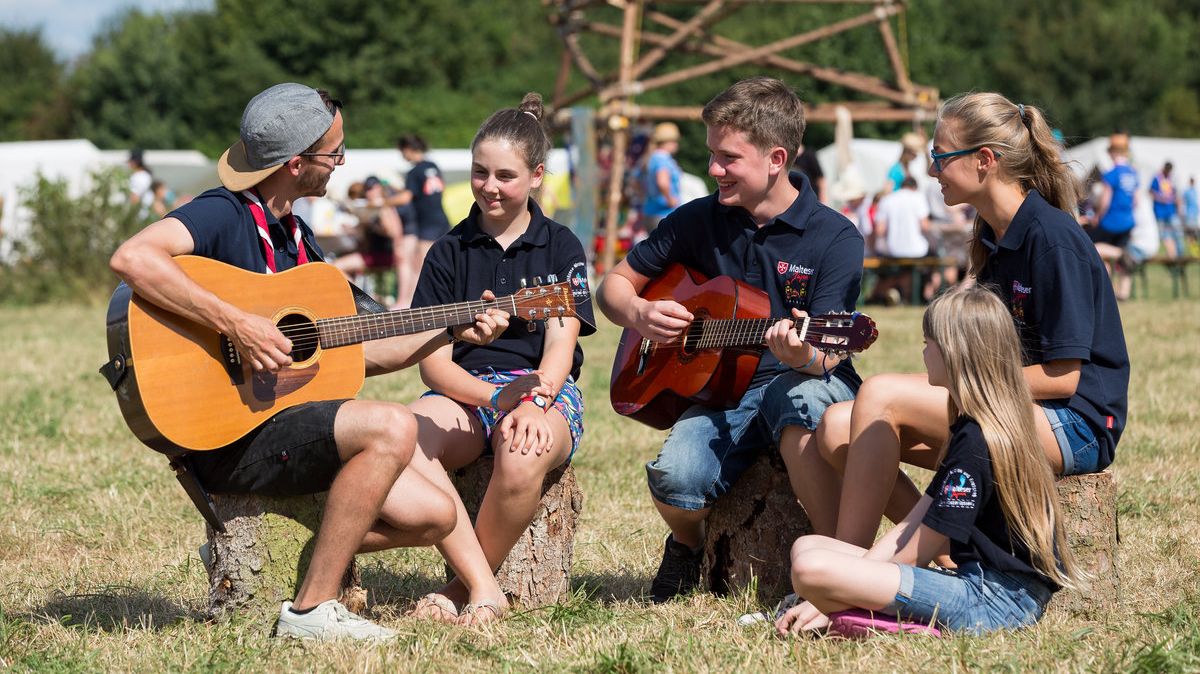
[609,263,878,429]
[103,255,577,456]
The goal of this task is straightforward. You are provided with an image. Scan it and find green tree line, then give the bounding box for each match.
[3,0,1198,157]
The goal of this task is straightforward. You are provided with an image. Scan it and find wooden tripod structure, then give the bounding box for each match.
[544,0,939,272]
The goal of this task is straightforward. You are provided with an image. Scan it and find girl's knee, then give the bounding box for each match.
[490,453,551,495]
[855,374,913,411]
[790,548,836,591]
[789,534,834,562]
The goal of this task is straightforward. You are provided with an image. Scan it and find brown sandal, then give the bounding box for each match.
[456,599,507,626]
[408,593,459,623]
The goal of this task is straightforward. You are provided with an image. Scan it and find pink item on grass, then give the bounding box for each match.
[827,608,942,639]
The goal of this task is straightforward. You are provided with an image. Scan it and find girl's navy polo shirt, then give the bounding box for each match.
[411,199,596,380]
[168,187,322,273]
[922,416,1058,589]
[977,190,1130,470]
[625,172,864,389]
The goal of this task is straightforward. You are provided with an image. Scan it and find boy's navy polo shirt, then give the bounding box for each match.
[626,172,864,390]
[411,199,596,380]
[169,187,322,273]
[977,189,1129,470]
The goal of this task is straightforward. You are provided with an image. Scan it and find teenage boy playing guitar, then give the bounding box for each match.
[597,77,865,603]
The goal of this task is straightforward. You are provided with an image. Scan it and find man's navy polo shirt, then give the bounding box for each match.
[626,172,864,389]
[411,199,596,380]
[977,189,1129,470]
[169,187,322,273]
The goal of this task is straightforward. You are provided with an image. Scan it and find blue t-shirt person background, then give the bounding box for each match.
[1099,160,1138,234]
[640,122,683,232]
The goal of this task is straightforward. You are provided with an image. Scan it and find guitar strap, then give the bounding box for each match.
[236,189,309,273]
[170,457,226,534]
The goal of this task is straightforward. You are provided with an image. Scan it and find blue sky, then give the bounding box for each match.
[0,0,212,59]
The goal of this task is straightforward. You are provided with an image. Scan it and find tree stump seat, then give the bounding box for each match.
[701,453,1120,616]
[204,492,364,620]
[202,461,584,618]
[448,459,584,607]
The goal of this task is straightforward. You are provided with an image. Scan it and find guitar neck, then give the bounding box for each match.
[693,316,811,350]
[316,297,517,348]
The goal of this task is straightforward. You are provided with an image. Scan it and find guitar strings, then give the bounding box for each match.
[262,285,579,350]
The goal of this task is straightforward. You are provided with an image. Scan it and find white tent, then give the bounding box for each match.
[1,140,109,259]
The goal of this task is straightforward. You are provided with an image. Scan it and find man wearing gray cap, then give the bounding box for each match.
[110,83,510,641]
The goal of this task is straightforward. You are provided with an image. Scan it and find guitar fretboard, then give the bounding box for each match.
[316,297,518,348]
[688,317,804,350]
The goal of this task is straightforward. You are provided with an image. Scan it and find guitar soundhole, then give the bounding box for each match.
[278,313,319,362]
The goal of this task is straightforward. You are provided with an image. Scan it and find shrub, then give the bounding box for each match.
[0,167,147,305]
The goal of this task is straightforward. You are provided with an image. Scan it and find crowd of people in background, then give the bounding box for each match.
[124,123,1199,311]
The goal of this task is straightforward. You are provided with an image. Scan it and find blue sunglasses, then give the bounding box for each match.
[929,145,1002,172]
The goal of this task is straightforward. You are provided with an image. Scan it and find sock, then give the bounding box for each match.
[289,604,317,615]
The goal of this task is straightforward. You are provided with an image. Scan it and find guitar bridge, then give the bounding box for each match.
[219,335,244,385]
[636,338,653,376]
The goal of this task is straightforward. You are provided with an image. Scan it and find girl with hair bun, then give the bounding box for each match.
[402,93,595,625]
[776,285,1086,637]
[799,92,1129,559]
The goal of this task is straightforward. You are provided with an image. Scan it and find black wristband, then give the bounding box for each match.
[445,327,456,343]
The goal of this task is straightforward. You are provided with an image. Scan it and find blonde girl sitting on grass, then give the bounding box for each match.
[776,285,1085,638]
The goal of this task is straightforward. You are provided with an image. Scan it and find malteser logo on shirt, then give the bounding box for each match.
[777,261,814,276]
[777,261,814,302]
[1010,279,1031,323]
[937,468,978,509]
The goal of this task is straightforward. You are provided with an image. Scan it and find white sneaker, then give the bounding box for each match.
[275,599,397,641]
[736,593,801,626]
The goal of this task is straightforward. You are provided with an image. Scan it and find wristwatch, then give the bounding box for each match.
[521,394,548,409]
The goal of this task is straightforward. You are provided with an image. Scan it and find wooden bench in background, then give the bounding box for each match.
[1132,256,1199,299]
[703,453,1119,617]
[861,256,959,306]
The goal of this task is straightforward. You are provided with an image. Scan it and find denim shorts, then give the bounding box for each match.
[884,561,1054,634]
[189,399,348,497]
[645,371,857,510]
[1040,401,1101,475]
[422,368,585,460]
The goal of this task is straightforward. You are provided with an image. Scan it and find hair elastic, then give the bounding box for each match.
[1017,103,1031,129]
[522,110,538,120]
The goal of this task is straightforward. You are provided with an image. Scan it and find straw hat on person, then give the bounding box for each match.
[651,122,681,145]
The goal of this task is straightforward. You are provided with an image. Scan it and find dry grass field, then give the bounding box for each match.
[1,267,1198,672]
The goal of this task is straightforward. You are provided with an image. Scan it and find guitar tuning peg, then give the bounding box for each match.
[558,316,565,327]
[520,278,528,288]
[527,320,537,333]
[533,276,543,286]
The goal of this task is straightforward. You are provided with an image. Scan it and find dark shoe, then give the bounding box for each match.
[650,535,702,603]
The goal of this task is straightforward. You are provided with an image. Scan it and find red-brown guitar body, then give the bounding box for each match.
[610,264,770,430]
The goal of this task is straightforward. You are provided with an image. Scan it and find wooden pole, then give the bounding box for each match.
[641,10,934,106]
[601,0,641,276]
[598,3,901,100]
[877,10,912,93]
[610,101,934,123]
[629,0,728,80]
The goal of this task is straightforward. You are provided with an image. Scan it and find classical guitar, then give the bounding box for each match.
[610,263,878,429]
[103,256,577,456]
